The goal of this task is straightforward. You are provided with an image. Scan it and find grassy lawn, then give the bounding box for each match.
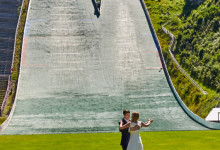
[0,130,220,150]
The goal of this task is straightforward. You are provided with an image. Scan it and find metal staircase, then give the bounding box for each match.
[0,0,20,115]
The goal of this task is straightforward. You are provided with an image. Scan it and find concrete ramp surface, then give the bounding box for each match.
[2,0,207,134]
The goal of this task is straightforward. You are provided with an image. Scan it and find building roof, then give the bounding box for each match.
[205,108,220,122]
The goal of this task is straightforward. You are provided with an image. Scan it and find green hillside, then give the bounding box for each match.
[175,0,220,91]
[145,0,220,118]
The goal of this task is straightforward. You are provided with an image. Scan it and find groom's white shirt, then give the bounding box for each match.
[124,118,129,123]
[124,118,130,132]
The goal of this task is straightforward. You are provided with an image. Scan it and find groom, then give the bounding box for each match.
[119,109,140,150]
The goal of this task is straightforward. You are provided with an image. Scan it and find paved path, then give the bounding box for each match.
[2,0,206,134]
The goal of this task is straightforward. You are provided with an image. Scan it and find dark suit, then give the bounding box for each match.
[119,118,130,150]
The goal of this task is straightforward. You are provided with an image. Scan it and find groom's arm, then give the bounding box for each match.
[119,120,130,131]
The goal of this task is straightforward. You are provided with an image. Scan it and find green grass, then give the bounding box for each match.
[0,131,220,149]
[0,116,6,125]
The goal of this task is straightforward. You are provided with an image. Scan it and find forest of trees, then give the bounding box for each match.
[174,0,220,92]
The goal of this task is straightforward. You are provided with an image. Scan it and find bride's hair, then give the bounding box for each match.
[131,112,139,122]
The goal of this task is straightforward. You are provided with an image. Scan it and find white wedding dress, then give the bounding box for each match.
[127,121,143,150]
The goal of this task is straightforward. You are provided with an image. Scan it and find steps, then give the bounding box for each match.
[0,0,18,5]
[0,0,19,76]
[0,0,20,113]
[0,80,8,107]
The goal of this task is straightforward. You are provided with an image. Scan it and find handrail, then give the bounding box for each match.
[162,26,208,95]
[139,0,220,129]
[0,0,25,116]
[0,0,31,133]
[0,76,12,115]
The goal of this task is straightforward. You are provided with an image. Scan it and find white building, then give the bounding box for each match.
[205,108,220,122]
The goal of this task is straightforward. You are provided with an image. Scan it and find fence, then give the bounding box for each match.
[162,26,208,95]
[0,76,12,115]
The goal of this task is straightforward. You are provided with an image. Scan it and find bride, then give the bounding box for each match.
[119,112,153,150]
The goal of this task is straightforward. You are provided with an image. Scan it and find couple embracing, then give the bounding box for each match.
[119,110,153,150]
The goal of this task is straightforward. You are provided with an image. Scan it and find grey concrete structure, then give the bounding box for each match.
[1,0,208,135]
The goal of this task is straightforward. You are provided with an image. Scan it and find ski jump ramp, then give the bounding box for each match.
[2,0,219,134]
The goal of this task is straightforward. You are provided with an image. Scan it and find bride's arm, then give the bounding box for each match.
[141,118,153,127]
[130,124,140,131]
[119,121,130,130]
